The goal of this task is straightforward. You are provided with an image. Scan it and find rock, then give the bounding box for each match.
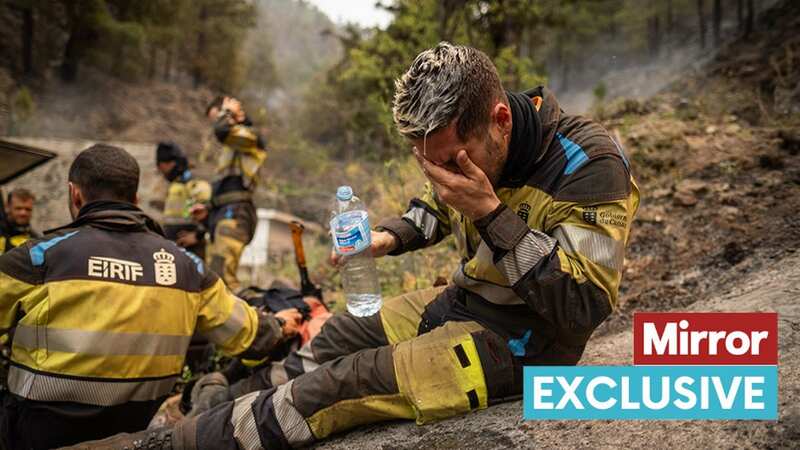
[724,123,742,134]
[778,129,800,155]
[673,191,698,207]
[720,206,741,219]
[637,206,665,223]
[675,99,699,121]
[734,104,762,125]
[774,85,800,116]
[722,242,748,266]
[650,188,671,199]
[758,154,785,170]
[672,179,708,207]
[705,125,718,134]
[675,178,709,195]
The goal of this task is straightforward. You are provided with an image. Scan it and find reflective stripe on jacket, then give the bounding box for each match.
[0,203,281,407]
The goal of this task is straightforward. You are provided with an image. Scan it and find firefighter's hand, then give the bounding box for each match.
[416,149,500,222]
[222,97,245,123]
[176,230,199,248]
[190,203,208,222]
[275,309,303,338]
[328,230,397,267]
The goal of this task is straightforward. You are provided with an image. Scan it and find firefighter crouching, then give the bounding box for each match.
[155,141,211,260]
[0,144,302,450]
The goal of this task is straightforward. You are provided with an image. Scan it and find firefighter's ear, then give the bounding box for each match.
[68,182,85,217]
[133,193,140,206]
[68,182,78,206]
[492,102,512,136]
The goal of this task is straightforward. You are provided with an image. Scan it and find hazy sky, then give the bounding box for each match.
[306,0,393,28]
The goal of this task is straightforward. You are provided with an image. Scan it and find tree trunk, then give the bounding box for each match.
[438,0,461,41]
[60,30,81,82]
[22,6,34,76]
[745,0,754,36]
[666,0,674,34]
[712,0,722,47]
[653,15,661,57]
[193,5,208,88]
[737,0,744,32]
[164,46,173,82]
[697,0,706,49]
[463,7,476,45]
[148,45,157,80]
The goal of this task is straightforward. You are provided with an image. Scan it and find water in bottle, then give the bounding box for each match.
[330,186,383,316]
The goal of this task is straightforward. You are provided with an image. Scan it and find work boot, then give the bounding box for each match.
[58,418,197,450]
[57,427,176,450]
[186,371,232,417]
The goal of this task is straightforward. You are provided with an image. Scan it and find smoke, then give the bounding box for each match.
[550,0,782,113]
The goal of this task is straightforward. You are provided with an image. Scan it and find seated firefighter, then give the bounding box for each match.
[0,188,40,255]
[155,141,211,260]
[68,42,639,449]
[0,144,302,450]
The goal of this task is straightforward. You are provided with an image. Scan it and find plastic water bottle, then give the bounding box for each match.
[330,186,383,316]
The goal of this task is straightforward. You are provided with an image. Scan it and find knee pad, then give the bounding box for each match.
[392,321,515,424]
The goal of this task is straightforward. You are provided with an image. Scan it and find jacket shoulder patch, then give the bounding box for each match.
[555,132,589,175]
[29,231,79,267]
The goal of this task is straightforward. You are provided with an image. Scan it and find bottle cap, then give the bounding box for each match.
[336,186,353,201]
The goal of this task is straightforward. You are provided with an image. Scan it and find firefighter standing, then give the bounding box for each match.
[0,144,301,450]
[192,96,267,292]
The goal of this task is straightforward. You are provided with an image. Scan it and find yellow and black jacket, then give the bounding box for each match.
[379,87,640,363]
[0,220,39,256]
[163,169,212,258]
[205,113,267,279]
[0,201,282,435]
[163,171,212,227]
[211,113,267,203]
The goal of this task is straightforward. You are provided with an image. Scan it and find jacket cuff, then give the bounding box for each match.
[474,204,529,255]
[239,309,283,359]
[376,217,420,256]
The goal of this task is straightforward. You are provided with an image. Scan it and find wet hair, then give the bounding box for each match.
[68,144,139,203]
[205,95,225,117]
[7,188,35,204]
[392,42,505,141]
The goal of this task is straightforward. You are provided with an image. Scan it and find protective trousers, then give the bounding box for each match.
[193,286,521,449]
[207,201,256,292]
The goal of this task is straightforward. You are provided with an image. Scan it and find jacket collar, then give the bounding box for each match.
[499,86,562,188]
[46,200,164,236]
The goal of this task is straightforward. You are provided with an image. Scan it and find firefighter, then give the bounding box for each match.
[191,96,267,292]
[155,141,211,260]
[0,144,302,450]
[65,42,639,450]
[0,188,40,255]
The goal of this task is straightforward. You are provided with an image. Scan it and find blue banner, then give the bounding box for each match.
[523,365,777,420]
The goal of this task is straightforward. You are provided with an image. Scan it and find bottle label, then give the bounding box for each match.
[331,210,371,255]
